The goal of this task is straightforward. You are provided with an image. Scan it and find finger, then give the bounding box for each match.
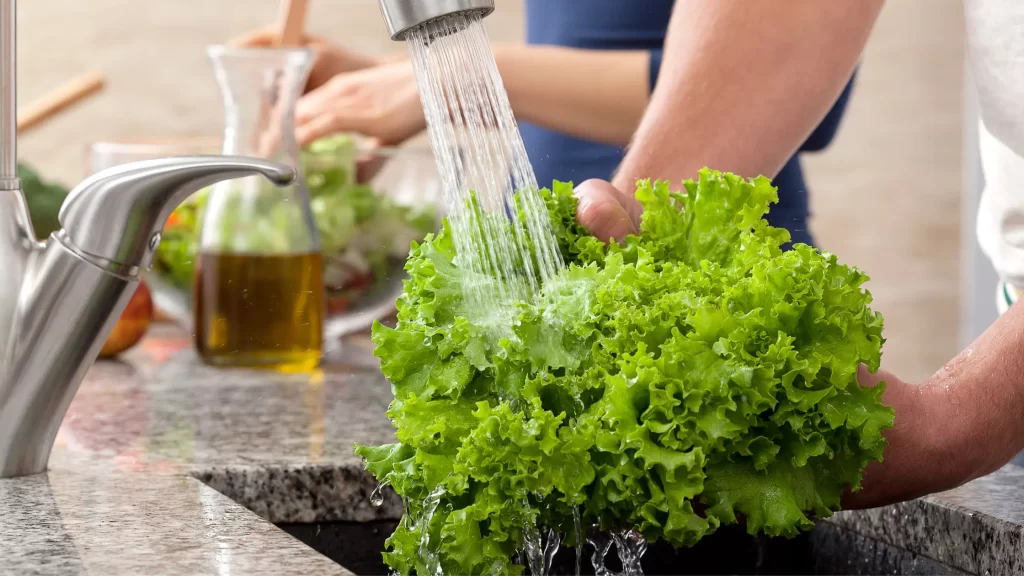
[296,81,345,124]
[297,114,358,148]
[605,178,644,228]
[574,179,638,243]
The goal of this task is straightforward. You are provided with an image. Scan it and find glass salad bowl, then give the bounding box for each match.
[88,135,442,338]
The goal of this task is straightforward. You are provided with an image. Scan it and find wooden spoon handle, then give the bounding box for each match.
[275,0,309,46]
[17,71,105,134]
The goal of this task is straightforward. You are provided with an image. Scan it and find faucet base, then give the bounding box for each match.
[0,239,138,478]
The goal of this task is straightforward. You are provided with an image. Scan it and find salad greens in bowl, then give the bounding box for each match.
[150,135,441,336]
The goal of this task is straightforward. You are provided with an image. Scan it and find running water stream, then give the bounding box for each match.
[392,10,650,576]
[405,12,564,316]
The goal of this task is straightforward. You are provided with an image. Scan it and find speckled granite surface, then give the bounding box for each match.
[830,466,1024,575]
[0,326,392,575]
[1,325,1022,575]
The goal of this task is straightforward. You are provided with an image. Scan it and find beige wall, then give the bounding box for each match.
[17,0,963,381]
[803,0,964,381]
[16,0,525,183]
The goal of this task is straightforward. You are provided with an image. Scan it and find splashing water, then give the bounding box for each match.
[542,528,561,575]
[522,505,544,576]
[611,529,647,576]
[406,13,564,318]
[519,501,566,576]
[588,530,615,576]
[588,528,648,576]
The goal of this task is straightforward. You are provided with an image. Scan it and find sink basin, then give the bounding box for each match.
[275,520,809,575]
[193,467,966,575]
[271,517,965,575]
[276,520,398,576]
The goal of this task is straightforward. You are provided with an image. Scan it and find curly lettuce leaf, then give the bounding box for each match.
[356,168,893,575]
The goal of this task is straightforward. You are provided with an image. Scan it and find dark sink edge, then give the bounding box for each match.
[269,519,971,576]
[189,463,402,524]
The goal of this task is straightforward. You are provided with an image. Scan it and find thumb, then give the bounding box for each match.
[574,179,639,244]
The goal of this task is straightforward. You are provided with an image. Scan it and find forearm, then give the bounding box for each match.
[376,50,410,64]
[921,301,1024,482]
[493,44,649,146]
[367,43,648,145]
[613,0,883,190]
[845,302,1024,510]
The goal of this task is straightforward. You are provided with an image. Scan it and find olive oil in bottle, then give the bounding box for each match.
[194,252,324,372]
[195,45,324,371]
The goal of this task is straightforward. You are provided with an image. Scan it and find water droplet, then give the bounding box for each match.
[370,481,387,506]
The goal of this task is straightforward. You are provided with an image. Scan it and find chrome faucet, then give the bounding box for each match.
[0,0,295,477]
[377,0,494,40]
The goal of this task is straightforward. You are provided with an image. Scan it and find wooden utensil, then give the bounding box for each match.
[274,0,309,46]
[17,71,105,134]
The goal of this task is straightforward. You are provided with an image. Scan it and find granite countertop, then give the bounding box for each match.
[1,325,1022,575]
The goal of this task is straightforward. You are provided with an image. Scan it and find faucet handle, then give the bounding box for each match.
[57,155,295,272]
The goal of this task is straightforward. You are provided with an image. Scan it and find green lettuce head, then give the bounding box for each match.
[356,168,894,575]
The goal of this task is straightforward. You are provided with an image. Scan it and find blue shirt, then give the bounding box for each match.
[520,0,856,248]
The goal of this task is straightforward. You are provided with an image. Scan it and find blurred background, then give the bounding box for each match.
[17,0,975,382]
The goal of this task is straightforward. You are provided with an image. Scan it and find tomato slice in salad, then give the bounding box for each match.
[164,212,183,229]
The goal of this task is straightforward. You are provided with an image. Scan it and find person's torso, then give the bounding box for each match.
[519,0,674,189]
[525,0,674,51]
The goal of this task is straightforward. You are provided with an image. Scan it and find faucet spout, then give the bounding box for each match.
[58,155,294,271]
[377,0,494,41]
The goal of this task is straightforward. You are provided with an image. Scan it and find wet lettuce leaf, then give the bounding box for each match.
[355,168,893,575]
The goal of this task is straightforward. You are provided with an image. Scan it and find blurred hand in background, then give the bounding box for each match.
[230,30,423,148]
[294,61,423,148]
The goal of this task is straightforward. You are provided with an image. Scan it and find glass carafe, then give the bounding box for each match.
[194,46,324,372]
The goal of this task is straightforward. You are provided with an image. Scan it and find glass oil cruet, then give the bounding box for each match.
[194,45,325,372]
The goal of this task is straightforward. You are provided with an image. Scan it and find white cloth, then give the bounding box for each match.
[965,0,1024,294]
